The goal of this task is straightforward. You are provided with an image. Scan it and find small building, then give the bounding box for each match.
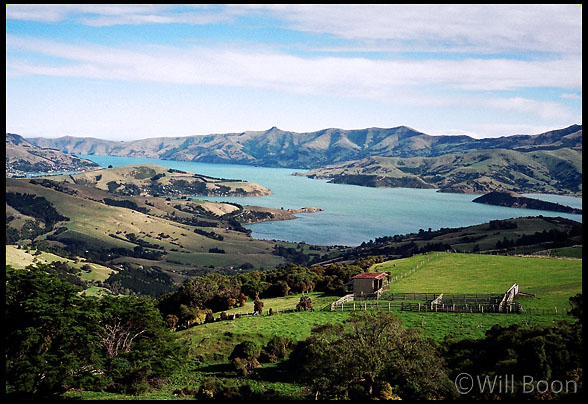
[351,272,388,298]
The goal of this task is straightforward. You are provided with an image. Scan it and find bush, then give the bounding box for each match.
[259,336,291,363]
[296,295,313,311]
[253,297,264,314]
[229,341,261,377]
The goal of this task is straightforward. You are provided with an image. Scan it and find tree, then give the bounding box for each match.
[253,294,264,314]
[442,322,582,399]
[98,295,185,394]
[290,312,454,400]
[569,293,582,320]
[5,265,185,398]
[5,265,103,397]
[296,295,313,311]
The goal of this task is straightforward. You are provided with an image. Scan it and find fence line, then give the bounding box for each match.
[386,252,441,284]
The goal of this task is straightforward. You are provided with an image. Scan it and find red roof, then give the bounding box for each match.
[352,272,388,280]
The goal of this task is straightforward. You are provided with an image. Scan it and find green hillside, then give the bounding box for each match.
[373,252,581,310]
[5,174,287,287]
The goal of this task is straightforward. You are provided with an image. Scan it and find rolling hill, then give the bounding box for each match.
[49,164,272,197]
[5,169,284,285]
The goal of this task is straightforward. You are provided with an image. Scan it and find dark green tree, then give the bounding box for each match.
[5,265,103,397]
[6,265,185,398]
[98,295,185,394]
[442,321,582,399]
[569,293,582,320]
[291,312,454,400]
[229,341,262,377]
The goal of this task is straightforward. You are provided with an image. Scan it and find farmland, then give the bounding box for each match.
[60,251,581,399]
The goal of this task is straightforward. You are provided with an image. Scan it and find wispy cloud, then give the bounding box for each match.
[231,4,582,55]
[6,35,581,93]
[7,4,582,55]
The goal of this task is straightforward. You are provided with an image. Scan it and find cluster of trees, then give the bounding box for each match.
[6,265,185,398]
[104,263,176,297]
[156,262,365,329]
[43,232,166,263]
[194,227,224,240]
[6,192,69,229]
[442,309,582,399]
[103,197,148,214]
[495,227,581,250]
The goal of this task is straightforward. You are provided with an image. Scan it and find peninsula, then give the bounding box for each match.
[472,191,582,214]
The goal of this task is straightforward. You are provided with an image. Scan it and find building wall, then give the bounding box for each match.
[353,278,378,295]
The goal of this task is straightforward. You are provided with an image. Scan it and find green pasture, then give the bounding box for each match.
[5,245,116,282]
[373,252,582,310]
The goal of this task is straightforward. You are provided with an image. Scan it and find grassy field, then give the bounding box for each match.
[6,245,117,297]
[372,252,582,311]
[5,245,116,282]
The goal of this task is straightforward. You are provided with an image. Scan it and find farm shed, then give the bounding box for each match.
[351,272,388,298]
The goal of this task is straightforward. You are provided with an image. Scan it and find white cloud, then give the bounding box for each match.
[560,93,581,100]
[7,4,582,56]
[6,35,582,96]
[233,4,582,55]
[5,4,237,27]
[484,97,577,122]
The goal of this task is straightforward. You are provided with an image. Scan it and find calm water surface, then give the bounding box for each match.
[78,155,583,246]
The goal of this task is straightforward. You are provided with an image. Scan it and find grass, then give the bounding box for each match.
[61,251,581,400]
[5,245,116,282]
[6,177,287,281]
[373,252,581,310]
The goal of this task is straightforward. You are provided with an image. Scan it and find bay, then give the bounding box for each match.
[78,155,582,246]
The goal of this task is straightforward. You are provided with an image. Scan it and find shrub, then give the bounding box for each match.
[296,295,313,311]
[253,297,264,314]
[229,341,261,377]
[260,336,291,363]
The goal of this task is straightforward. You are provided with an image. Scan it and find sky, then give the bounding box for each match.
[5,4,583,141]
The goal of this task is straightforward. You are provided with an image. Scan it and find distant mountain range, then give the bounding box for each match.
[23,124,582,169]
[6,133,100,177]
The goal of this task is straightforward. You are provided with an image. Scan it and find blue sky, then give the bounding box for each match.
[6,4,582,140]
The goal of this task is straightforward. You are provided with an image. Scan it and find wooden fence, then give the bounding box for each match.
[386,253,441,284]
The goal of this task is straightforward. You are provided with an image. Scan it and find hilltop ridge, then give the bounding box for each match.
[23,124,582,169]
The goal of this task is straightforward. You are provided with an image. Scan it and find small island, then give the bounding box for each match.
[472,191,582,214]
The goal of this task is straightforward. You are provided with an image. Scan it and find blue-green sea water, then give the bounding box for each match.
[78,155,583,246]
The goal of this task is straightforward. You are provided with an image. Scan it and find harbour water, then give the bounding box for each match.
[78,155,583,246]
